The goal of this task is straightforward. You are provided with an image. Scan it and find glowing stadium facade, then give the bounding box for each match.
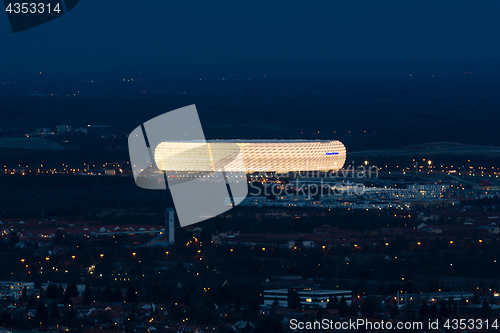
[154,140,346,173]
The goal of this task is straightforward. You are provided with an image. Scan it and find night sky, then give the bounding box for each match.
[1,0,500,72]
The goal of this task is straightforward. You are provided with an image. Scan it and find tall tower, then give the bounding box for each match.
[165,208,175,245]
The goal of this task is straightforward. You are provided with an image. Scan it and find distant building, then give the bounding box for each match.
[408,184,449,198]
[0,281,35,300]
[57,125,71,134]
[231,196,269,207]
[32,127,53,137]
[211,230,240,243]
[154,140,346,173]
[263,287,352,309]
[402,291,474,303]
[275,195,312,202]
[74,127,88,134]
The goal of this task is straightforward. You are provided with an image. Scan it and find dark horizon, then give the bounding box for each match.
[5,58,500,79]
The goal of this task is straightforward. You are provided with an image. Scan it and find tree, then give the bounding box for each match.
[51,302,60,318]
[327,295,338,309]
[45,284,58,299]
[353,283,368,298]
[67,284,79,297]
[348,302,358,316]
[316,308,324,321]
[53,229,63,246]
[339,296,348,317]
[439,300,449,318]
[21,286,27,301]
[112,288,123,302]
[387,283,398,295]
[247,297,260,314]
[83,285,92,305]
[376,285,386,295]
[128,302,137,321]
[420,302,429,317]
[151,282,163,304]
[8,232,19,248]
[95,287,103,302]
[27,295,37,309]
[289,290,301,310]
[404,281,415,293]
[126,285,138,303]
[66,304,76,319]
[447,297,456,314]
[429,303,438,318]
[0,310,12,328]
[361,298,374,318]
[97,311,110,324]
[271,299,279,312]
[64,284,78,304]
[35,300,49,322]
[390,305,399,318]
[57,285,65,302]
[103,285,113,302]
[481,301,492,319]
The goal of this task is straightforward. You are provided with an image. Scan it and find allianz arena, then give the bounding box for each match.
[154,140,346,173]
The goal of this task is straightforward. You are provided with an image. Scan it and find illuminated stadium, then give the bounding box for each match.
[154,140,346,173]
